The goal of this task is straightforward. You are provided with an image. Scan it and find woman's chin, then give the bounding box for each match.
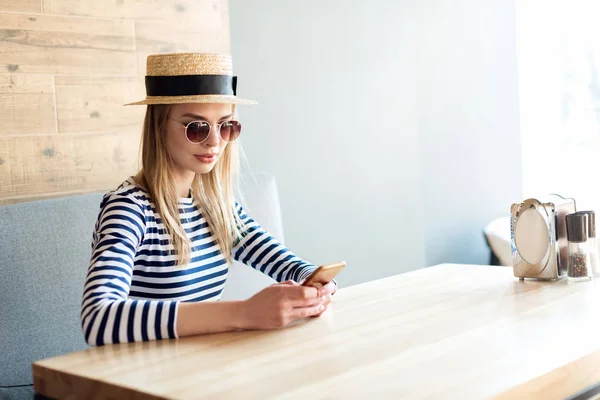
[191,163,217,175]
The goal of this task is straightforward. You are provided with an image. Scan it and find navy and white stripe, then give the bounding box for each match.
[81,177,316,346]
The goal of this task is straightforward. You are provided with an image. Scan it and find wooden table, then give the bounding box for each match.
[33,264,600,399]
[494,348,600,400]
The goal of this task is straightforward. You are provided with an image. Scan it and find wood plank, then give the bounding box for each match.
[0,133,140,199]
[44,0,224,26]
[0,0,42,13]
[134,21,229,54]
[0,12,132,34]
[493,349,600,400]
[0,74,56,136]
[54,76,145,135]
[0,13,135,75]
[135,21,229,75]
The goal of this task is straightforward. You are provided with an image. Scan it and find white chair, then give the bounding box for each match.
[483,217,512,266]
[221,172,285,300]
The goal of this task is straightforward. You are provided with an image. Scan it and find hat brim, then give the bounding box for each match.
[124,94,257,106]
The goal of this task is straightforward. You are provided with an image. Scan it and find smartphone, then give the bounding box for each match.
[301,261,346,288]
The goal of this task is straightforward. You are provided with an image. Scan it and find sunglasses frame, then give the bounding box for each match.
[168,117,242,144]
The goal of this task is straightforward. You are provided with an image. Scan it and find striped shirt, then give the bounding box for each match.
[81,177,316,346]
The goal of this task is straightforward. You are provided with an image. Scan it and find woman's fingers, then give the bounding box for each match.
[290,302,326,319]
[317,281,337,297]
[310,294,332,317]
[285,285,319,301]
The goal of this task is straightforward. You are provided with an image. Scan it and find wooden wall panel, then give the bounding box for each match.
[55,76,145,135]
[0,13,135,75]
[0,0,230,203]
[135,22,230,74]
[0,74,56,136]
[43,0,224,25]
[0,0,41,13]
[0,133,141,202]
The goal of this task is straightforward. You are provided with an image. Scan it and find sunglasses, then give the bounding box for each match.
[168,118,242,144]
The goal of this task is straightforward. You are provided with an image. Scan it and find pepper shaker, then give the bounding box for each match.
[566,213,592,282]
[575,211,599,276]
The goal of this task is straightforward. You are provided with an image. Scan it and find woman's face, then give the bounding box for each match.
[165,103,234,176]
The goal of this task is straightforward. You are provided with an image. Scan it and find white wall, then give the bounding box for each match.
[417,0,523,266]
[229,0,522,286]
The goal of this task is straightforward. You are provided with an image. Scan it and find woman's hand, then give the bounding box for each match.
[239,281,330,330]
[311,280,337,317]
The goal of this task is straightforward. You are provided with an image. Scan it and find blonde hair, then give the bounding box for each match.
[134,104,243,266]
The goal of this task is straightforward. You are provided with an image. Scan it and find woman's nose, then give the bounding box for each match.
[204,125,221,147]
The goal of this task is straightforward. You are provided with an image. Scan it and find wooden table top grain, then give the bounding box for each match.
[32,264,600,399]
[494,348,600,400]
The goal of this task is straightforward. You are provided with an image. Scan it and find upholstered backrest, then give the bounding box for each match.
[0,192,104,391]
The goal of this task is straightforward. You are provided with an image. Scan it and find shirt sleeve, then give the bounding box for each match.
[80,193,178,346]
[231,202,317,282]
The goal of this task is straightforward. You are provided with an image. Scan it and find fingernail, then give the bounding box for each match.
[319,305,325,311]
[321,296,326,302]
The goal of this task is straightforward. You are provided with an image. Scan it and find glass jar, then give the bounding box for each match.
[579,211,600,276]
[566,213,592,282]
[588,235,599,276]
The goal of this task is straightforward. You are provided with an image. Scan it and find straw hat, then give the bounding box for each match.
[125,52,257,106]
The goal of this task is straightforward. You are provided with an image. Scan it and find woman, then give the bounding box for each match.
[81,53,337,346]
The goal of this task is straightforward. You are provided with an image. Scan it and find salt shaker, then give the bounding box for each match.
[575,211,599,276]
[566,213,592,282]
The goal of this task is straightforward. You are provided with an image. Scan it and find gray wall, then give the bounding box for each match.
[229,0,522,286]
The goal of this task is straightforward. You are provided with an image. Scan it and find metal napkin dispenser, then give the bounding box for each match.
[510,194,576,280]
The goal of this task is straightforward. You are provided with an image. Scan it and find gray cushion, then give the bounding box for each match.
[0,172,284,394]
[0,386,34,400]
[0,192,103,390]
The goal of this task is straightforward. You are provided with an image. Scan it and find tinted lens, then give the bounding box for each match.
[220,121,242,142]
[185,121,210,143]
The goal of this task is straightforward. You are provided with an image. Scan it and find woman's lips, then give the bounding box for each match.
[194,154,218,163]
